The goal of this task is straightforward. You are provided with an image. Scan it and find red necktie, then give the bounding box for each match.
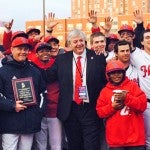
[74,56,82,104]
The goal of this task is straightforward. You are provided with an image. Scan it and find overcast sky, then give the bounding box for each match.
[0,0,71,31]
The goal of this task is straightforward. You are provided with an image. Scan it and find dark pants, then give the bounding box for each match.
[109,146,145,150]
[63,102,102,150]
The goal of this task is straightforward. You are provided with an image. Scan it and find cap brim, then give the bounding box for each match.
[12,33,28,41]
[107,69,125,74]
[13,44,32,49]
[36,45,52,52]
[27,29,40,35]
[118,30,134,35]
[48,38,59,43]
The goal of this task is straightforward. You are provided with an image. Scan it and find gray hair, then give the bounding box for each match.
[67,29,86,45]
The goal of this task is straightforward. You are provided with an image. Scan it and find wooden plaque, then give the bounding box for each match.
[12,77,37,106]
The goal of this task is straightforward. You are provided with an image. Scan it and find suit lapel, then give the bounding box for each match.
[86,50,94,79]
[66,52,73,82]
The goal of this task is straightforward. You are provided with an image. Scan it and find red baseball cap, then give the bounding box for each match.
[106,60,125,74]
[108,33,118,41]
[26,27,40,35]
[11,37,31,48]
[11,31,28,41]
[118,25,134,35]
[44,36,59,44]
[34,42,52,53]
[108,33,118,40]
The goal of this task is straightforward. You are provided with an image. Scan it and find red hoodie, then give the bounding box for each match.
[33,57,59,118]
[96,77,147,147]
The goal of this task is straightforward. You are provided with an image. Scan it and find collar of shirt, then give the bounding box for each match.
[73,49,86,61]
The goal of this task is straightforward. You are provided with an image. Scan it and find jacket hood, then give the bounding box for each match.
[106,77,130,90]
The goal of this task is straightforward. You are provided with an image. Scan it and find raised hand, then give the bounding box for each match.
[88,10,98,27]
[4,19,14,30]
[101,16,113,33]
[133,9,143,24]
[46,12,59,30]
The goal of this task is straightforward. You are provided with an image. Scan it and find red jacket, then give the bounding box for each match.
[91,27,100,33]
[96,77,147,147]
[3,31,12,55]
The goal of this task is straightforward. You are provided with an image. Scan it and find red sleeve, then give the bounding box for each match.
[3,31,12,51]
[124,82,147,113]
[3,48,11,55]
[96,88,117,118]
[91,27,100,33]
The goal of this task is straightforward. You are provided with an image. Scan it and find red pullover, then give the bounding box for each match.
[96,77,147,147]
[33,57,59,118]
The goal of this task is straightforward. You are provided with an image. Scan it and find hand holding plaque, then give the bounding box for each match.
[12,77,37,106]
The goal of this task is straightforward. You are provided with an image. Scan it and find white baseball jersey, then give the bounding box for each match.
[126,64,139,83]
[106,50,115,62]
[131,47,150,99]
[106,50,139,83]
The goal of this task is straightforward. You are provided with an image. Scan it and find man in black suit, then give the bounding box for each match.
[46,29,107,150]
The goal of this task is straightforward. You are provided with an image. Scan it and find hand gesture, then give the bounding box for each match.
[113,90,127,104]
[133,9,143,24]
[88,10,98,26]
[15,100,27,112]
[112,100,124,110]
[4,19,14,30]
[94,48,106,55]
[101,17,113,33]
[46,12,59,30]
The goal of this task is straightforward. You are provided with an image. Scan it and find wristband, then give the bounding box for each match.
[46,29,53,33]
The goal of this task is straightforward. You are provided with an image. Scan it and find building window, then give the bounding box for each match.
[113,21,118,26]
[89,4,93,10]
[95,4,100,9]
[142,6,146,12]
[77,9,80,17]
[121,21,128,25]
[76,23,82,30]
[86,23,92,31]
[132,1,135,6]
[83,5,86,11]
[83,0,86,4]
[107,0,112,2]
[57,24,63,31]
[67,24,74,31]
[113,0,116,8]
[95,0,100,3]
[142,0,145,6]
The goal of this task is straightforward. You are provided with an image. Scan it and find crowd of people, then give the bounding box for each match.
[0,9,149,150]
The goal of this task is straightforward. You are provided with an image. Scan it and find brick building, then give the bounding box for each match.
[26,0,150,48]
[1,0,150,48]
